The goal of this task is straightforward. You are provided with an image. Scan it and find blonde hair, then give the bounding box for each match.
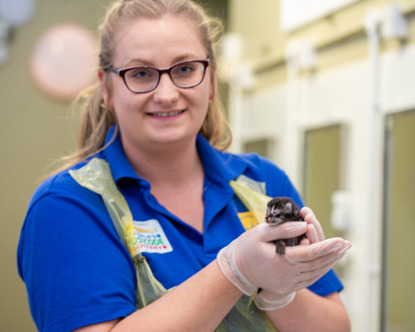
[59,0,231,172]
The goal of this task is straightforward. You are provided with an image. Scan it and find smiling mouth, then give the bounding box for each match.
[150,110,184,118]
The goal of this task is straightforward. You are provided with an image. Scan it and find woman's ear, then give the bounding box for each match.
[209,76,217,100]
[98,68,105,83]
[98,69,113,109]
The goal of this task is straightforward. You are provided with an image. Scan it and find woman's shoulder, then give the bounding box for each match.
[29,160,92,207]
[226,150,286,176]
[224,151,301,202]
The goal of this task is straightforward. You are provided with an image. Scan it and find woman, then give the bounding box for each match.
[17,0,351,331]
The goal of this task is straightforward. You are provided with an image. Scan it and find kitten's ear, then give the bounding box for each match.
[285,202,293,214]
[293,205,299,215]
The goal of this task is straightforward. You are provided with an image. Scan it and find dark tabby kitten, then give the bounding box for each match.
[265,197,306,255]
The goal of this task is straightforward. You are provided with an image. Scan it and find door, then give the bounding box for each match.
[303,124,344,240]
[382,110,415,332]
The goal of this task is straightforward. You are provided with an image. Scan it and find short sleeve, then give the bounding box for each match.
[307,269,344,296]
[17,188,137,332]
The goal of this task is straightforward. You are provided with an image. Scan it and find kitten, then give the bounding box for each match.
[265,197,306,255]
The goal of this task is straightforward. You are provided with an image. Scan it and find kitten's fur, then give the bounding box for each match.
[265,197,306,255]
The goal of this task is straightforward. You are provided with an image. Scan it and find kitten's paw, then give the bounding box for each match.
[276,242,286,255]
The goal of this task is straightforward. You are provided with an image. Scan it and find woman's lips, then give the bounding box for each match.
[148,110,185,118]
[150,111,184,118]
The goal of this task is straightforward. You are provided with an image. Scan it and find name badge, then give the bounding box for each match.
[132,219,173,254]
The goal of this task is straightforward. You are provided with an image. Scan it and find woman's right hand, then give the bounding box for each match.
[217,222,351,298]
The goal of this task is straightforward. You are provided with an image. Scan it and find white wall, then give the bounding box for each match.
[281,0,359,31]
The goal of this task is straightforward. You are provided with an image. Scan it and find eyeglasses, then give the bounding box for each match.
[108,59,210,93]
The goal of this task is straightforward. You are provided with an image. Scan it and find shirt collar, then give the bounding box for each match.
[101,125,142,183]
[196,134,247,184]
[102,125,248,184]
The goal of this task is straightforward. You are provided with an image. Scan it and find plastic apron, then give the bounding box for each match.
[70,158,277,331]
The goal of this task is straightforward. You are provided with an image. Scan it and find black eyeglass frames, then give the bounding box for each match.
[108,59,210,93]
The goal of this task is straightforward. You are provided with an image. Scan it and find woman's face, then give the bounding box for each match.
[102,15,214,152]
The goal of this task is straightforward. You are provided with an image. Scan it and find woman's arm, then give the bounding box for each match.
[117,260,241,331]
[266,290,350,332]
[74,260,242,332]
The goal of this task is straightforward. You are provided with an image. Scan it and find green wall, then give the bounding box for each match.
[0,1,112,330]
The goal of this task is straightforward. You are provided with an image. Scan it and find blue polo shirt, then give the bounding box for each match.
[17,126,343,332]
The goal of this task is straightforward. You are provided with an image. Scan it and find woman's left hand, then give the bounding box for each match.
[254,207,351,311]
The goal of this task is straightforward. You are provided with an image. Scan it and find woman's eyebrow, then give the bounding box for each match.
[121,54,203,68]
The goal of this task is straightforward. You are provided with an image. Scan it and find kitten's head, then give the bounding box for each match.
[265,197,300,225]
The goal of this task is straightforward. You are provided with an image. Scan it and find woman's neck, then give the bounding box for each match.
[124,137,204,189]
[124,137,206,232]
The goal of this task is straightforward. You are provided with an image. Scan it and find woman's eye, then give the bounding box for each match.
[181,65,193,72]
[177,64,195,74]
[131,70,149,78]
[127,68,157,81]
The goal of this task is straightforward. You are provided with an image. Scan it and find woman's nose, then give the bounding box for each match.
[153,73,179,104]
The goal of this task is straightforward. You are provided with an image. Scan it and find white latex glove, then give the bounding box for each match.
[253,207,351,311]
[301,206,325,243]
[217,222,308,296]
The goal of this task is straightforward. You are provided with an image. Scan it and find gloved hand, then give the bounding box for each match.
[217,222,309,296]
[253,206,351,310]
[218,218,350,309]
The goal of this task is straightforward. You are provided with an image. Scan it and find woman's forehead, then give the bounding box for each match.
[112,16,207,66]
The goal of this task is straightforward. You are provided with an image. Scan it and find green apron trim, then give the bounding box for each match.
[229,174,271,228]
